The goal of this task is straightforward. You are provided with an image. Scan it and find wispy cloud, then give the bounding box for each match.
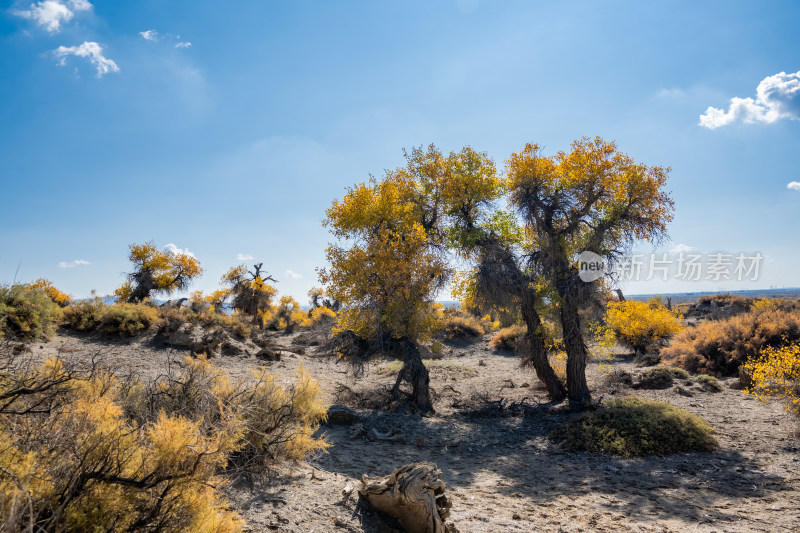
[700,71,800,129]
[285,269,302,279]
[59,259,90,268]
[788,181,800,191]
[13,0,91,33]
[164,243,195,258]
[54,41,118,77]
[175,41,191,48]
[236,253,254,261]
[139,29,158,41]
[669,243,693,253]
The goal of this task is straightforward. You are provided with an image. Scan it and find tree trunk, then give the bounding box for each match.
[560,295,592,407]
[392,340,435,414]
[520,293,566,402]
[359,462,452,533]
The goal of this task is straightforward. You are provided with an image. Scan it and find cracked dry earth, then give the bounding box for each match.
[29,330,800,532]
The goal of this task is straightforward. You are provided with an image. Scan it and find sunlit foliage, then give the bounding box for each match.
[320,145,501,411]
[662,299,800,376]
[114,241,203,303]
[0,284,63,340]
[29,279,71,307]
[504,137,675,405]
[604,299,683,358]
[0,352,328,532]
[222,264,278,326]
[743,342,800,414]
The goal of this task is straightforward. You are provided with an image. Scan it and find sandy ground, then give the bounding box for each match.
[24,330,800,532]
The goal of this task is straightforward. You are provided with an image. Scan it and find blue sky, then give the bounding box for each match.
[1,0,799,301]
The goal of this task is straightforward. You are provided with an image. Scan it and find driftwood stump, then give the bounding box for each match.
[359,462,453,533]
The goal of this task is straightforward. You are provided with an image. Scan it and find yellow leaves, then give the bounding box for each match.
[29,278,71,306]
[505,137,674,256]
[744,342,800,414]
[116,241,204,303]
[0,354,328,532]
[605,299,683,354]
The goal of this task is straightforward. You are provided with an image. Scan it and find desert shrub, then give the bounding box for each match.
[743,342,800,414]
[63,301,159,337]
[635,365,689,389]
[0,357,243,532]
[98,303,160,336]
[662,300,800,376]
[122,356,329,468]
[490,324,526,351]
[604,299,683,358]
[62,298,107,331]
[268,296,309,333]
[442,314,485,339]
[1,354,328,532]
[695,374,723,392]
[28,278,71,307]
[551,396,717,456]
[0,284,62,340]
[309,305,337,326]
[683,293,756,320]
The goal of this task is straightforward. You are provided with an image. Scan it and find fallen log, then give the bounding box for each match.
[359,462,454,533]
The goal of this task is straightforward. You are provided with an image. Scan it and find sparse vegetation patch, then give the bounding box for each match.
[551,396,717,456]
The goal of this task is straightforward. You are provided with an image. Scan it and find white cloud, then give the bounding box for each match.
[175,41,191,48]
[655,87,685,99]
[700,71,800,129]
[139,29,158,41]
[236,253,254,261]
[59,259,90,268]
[669,243,693,253]
[13,0,91,33]
[285,269,302,279]
[54,41,118,77]
[164,243,195,258]
[788,181,800,191]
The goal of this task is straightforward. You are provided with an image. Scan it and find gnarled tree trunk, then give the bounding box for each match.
[520,292,566,402]
[560,294,592,406]
[391,339,434,414]
[359,462,453,533]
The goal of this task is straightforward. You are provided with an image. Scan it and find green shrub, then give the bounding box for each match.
[0,284,62,340]
[62,298,106,331]
[63,300,160,336]
[695,374,723,392]
[99,303,160,336]
[662,300,800,376]
[551,396,717,456]
[634,365,689,389]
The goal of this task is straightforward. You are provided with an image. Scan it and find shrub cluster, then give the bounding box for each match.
[62,299,160,337]
[489,324,526,351]
[662,300,800,376]
[0,352,328,532]
[604,299,683,358]
[0,284,63,340]
[551,396,717,456]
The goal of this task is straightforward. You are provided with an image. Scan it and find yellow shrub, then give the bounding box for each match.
[743,342,800,414]
[662,303,800,376]
[605,299,682,357]
[29,278,71,307]
[0,353,329,532]
[310,305,337,324]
